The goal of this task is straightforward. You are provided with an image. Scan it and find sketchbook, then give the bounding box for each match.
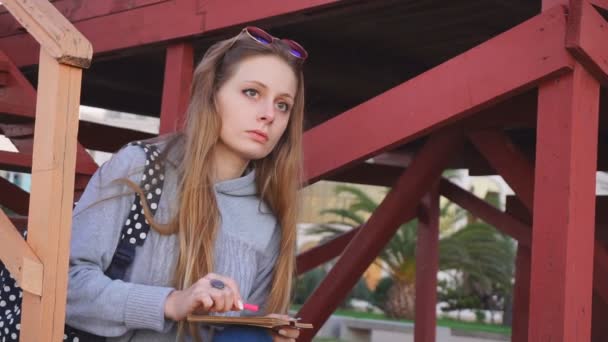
[187,315,313,330]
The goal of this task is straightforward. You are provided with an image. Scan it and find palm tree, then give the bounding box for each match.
[308,184,515,320]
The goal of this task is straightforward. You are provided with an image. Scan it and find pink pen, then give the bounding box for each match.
[243,303,259,312]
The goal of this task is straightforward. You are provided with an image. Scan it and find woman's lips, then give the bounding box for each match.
[247,130,269,142]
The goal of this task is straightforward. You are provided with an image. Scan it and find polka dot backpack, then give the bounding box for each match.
[0,141,165,342]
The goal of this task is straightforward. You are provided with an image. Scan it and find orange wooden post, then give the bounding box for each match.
[0,1,92,341]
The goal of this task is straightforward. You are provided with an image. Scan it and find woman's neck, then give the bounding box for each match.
[212,144,250,183]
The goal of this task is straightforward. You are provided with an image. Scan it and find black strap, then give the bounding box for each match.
[105,142,166,280]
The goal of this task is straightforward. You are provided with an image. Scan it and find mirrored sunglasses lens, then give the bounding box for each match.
[252,34,271,44]
[246,28,272,45]
[289,49,303,58]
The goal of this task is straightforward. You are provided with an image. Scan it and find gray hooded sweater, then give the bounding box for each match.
[65,141,280,341]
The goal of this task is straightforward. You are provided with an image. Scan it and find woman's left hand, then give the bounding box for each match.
[267,314,300,341]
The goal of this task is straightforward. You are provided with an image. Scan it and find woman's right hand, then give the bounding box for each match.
[163,273,243,321]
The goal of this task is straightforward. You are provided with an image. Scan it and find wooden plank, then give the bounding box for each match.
[512,245,532,342]
[468,129,535,210]
[296,228,359,275]
[0,50,36,118]
[160,42,193,134]
[543,0,569,10]
[0,210,43,296]
[78,120,155,152]
[528,64,600,341]
[0,0,342,67]
[296,173,534,275]
[506,197,532,342]
[297,129,465,340]
[592,289,608,341]
[19,50,82,342]
[414,185,440,342]
[303,6,573,183]
[566,0,608,85]
[2,0,92,67]
[326,162,532,244]
[594,241,608,303]
[0,150,32,170]
[0,51,99,174]
[0,0,168,25]
[590,0,608,10]
[439,179,531,246]
[0,150,97,175]
[0,176,30,215]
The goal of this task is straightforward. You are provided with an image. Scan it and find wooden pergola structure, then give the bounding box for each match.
[0,0,607,341]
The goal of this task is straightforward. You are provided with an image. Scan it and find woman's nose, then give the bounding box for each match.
[258,101,275,122]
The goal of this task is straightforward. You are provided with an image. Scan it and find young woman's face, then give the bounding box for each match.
[215,55,297,163]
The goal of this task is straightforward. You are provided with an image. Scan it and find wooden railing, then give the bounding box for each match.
[0,0,92,341]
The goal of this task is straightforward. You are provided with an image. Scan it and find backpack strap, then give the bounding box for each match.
[105,141,166,280]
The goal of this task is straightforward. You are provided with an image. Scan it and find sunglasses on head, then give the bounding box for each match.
[234,26,309,61]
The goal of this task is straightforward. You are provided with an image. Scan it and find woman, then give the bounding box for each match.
[66,26,307,342]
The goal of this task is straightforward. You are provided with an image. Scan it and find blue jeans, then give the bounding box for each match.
[213,326,273,342]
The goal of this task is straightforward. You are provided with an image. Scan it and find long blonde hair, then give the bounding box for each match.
[142,31,304,339]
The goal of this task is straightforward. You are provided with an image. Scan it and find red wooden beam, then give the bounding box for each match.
[529,65,600,341]
[299,167,532,276]
[592,289,608,341]
[593,240,608,304]
[0,51,98,174]
[326,162,532,244]
[296,227,359,275]
[297,129,465,340]
[0,51,36,118]
[0,176,29,215]
[469,129,534,210]
[8,215,27,234]
[160,42,194,134]
[78,121,155,152]
[325,163,403,187]
[592,240,608,341]
[594,241,608,303]
[0,61,8,86]
[543,0,569,10]
[0,150,97,175]
[566,0,608,85]
[303,6,573,182]
[414,185,440,342]
[589,0,608,9]
[0,150,33,171]
[0,0,343,67]
[439,179,531,246]
[1,119,155,154]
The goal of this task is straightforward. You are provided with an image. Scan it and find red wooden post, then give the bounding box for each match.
[543,0,568,10]
[414,184,440,342]
[513,246,532,342]
[159,42,193,134]
[506,197,533,342]
[528,64,600,341]
[592,242,608,341]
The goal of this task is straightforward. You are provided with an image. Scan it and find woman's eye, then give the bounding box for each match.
[243,89,258,97]
[277,102,291,112]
